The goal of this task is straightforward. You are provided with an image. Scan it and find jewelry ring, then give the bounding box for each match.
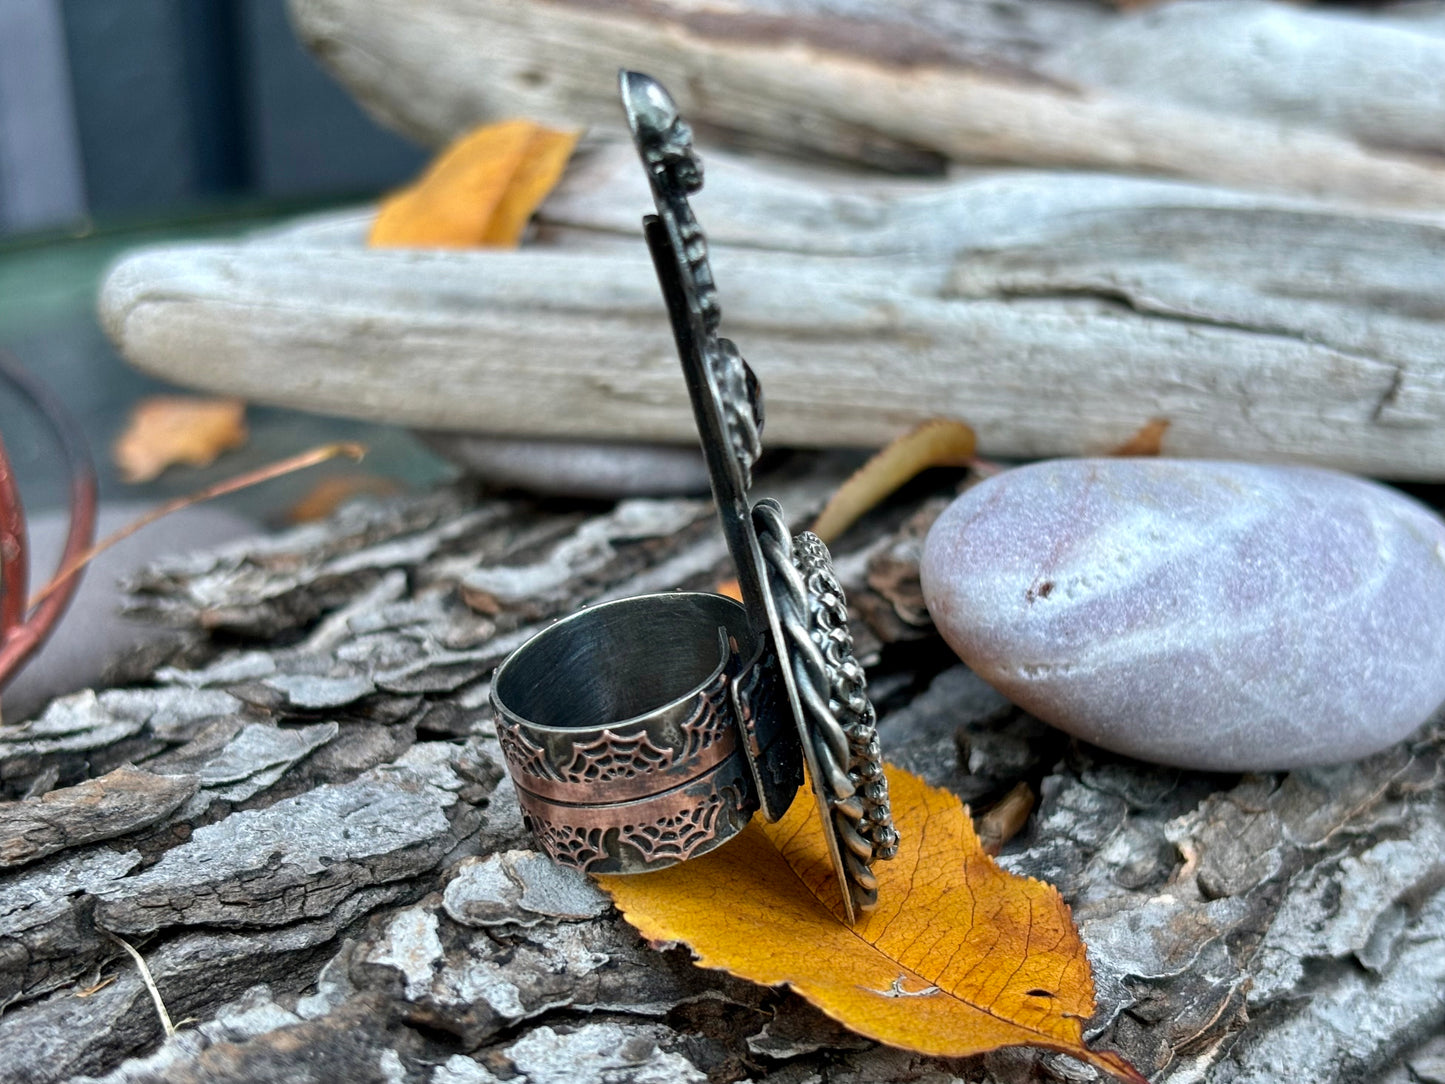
[489,72,896,922]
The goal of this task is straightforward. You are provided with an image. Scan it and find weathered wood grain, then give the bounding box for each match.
[1043,1,1445,158]
[100,148,1445,478]
[287,0,1445,206]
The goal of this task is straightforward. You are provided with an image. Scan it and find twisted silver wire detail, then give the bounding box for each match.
[754,501,897,913]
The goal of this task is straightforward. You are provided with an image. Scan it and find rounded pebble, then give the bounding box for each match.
[416,432,709,498]
[920,459,1445,771]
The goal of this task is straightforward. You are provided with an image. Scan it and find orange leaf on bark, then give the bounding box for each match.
[598,766,1144,1082]
[287,474,401,523]
[369,120,580,248]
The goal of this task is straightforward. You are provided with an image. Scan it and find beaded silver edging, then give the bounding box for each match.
[755,500,896,915]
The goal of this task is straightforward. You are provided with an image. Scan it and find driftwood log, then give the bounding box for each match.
[100,141,1445,479]
[288,0,1445,207]
[0,460,1442,1083]
[99,0,1445,479]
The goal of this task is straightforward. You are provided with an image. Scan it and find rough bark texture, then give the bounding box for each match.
[0,459,1441,1083]
[100,144,1445,478]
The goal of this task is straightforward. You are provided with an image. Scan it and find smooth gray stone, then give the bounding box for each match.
[416,432,709,498]
[920,459,1445,771]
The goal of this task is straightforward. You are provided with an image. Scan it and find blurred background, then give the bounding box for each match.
[3,0,1445,715]
[0,0,446,521]
[0,0,428,234]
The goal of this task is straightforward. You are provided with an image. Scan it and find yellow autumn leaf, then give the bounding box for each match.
[810,418,976,544]
[599,766,1144,1083]
[712,418,975,596]
[112,396,248,483]
[369,119,580,248]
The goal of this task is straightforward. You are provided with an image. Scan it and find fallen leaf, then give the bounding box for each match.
[714,577,743,601]
[1108,417,1170,457]
[113,397,248,483]
[369,120,580,248]
[482,126,582,246]
[810,419,975,544]
[73,975,118,999]
[977,781,1037,857]
[598,766,1144,1081]
[287,474,401,523]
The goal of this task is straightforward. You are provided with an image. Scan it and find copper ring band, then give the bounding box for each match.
[491,592,776,874]
[507,720,739,805]
[512,751,757,872]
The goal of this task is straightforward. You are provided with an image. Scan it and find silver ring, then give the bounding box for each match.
[491,592,795,874]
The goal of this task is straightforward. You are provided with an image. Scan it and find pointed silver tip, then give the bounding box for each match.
[618,70,678,136]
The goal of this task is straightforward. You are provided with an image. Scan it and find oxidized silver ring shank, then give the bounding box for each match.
[487,72,894,915]
[491,592,780,874]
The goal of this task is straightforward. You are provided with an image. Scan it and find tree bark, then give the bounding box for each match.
[0,462,1441,1083]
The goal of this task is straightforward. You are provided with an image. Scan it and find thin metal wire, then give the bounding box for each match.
[0,349,98,692]
[0,430,28,636]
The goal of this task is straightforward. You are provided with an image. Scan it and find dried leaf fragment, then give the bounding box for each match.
[113,397,248,483]
[977,781,1037,856]
[369,120,580,248]
[1108,417,1170,457]
[73,976,117,999]
[287,474,401,523]
[598,766,1144,1081]
[810,419,976,544]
